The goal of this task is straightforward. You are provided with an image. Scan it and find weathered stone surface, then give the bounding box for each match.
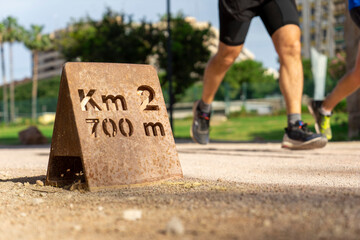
[18,126,47,145]
[46,63,183,191]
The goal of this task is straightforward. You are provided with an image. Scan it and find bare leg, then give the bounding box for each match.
[202,42,243,104]
[271,25,303,115]
[322,42,360,112]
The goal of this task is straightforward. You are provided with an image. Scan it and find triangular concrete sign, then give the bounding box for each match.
[46,63,183,191]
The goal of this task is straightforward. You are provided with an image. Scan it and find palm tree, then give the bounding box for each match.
[4,17,23,122]
[24,25,53,121]
[0,23,8,124]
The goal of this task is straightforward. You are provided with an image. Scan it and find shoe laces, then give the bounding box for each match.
[197,111,210,131]
[296,121,310,133]
[199,112,210,121]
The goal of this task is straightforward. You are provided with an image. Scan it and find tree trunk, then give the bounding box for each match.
[345,4,360,138]
[31,51,38,121]
[0,42,8,125]
[9,42,15,122]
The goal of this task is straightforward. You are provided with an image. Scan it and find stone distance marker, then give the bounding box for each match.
[46,62,183,191]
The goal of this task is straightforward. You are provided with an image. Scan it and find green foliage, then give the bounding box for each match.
[7,76,60,100]
[23,25,53,52]
[333,99,347,113]
[156,13,213,102]
[0,76,60,114]
[3,16,23,43]
[328,52,346,80]
[57,8,159,63]
[0,23,5,42]
[175,81,203,103]
[57,9,213,104]
[218,60,279,100]
[302,58,314,97]
[0,124,53,145]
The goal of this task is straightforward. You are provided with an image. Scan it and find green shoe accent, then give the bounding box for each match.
[320,115,332,140]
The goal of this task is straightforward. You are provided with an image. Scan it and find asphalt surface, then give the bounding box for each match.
[0,141,359,240]
[1,142,359,189]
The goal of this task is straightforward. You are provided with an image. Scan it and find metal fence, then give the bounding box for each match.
[0,98,58,121]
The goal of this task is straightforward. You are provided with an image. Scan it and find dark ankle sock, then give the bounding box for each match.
[199,100,211,113]
[287,113,301,126]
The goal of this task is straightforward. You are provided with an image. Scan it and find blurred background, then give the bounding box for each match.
[0,0,359,144]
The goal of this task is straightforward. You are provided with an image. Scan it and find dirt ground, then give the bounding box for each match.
[0,142,359,240]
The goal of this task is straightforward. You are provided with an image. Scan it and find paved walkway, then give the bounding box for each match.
[0,142,359,240]
[0,142,359,189]
[178,142,360,189]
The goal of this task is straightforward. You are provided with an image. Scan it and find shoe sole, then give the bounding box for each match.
[281,134,327,150]
[307,102,320,134]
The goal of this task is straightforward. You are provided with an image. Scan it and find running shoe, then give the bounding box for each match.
[281,120,327,150]
[191,100,211,145]
[307,100,332,140]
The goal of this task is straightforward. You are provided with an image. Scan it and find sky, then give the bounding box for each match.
[0,0,278,80]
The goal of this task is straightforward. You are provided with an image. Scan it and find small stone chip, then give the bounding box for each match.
[32,198,44,205]
[66,194,73,200]
[123,209,142,221]
[73,225,82,231]
[263,219,272,227]
[36,180,44,187]
[166,217,184,235]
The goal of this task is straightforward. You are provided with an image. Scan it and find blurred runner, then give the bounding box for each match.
[308,0,360,140]
[191,0,327,149]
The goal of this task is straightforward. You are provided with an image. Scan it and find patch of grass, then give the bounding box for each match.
[174,113,349,142]
[0,125,53,145]
[0,113,351,145]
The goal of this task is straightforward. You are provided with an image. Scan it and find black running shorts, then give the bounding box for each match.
[350,6,360,29]
[219,0,300,46]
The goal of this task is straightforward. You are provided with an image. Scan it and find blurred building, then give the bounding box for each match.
[37,51,65,80]
[37,30,66,80]
[296,0,346,58]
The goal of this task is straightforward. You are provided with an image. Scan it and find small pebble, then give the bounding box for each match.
[66,194,73,200]
[123,209,142,221]
[24,182,30,187]
[73,225,82,231]
[98,206,104,211]
[16,182,23,187]
[116,225,126,232]
[263,219,271,227]
[40,193,47,197]
[36,180,44,187]
[166,216,184,235]
[32,198,44,205]
[20,212,27,217]
[69,204,74,209]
